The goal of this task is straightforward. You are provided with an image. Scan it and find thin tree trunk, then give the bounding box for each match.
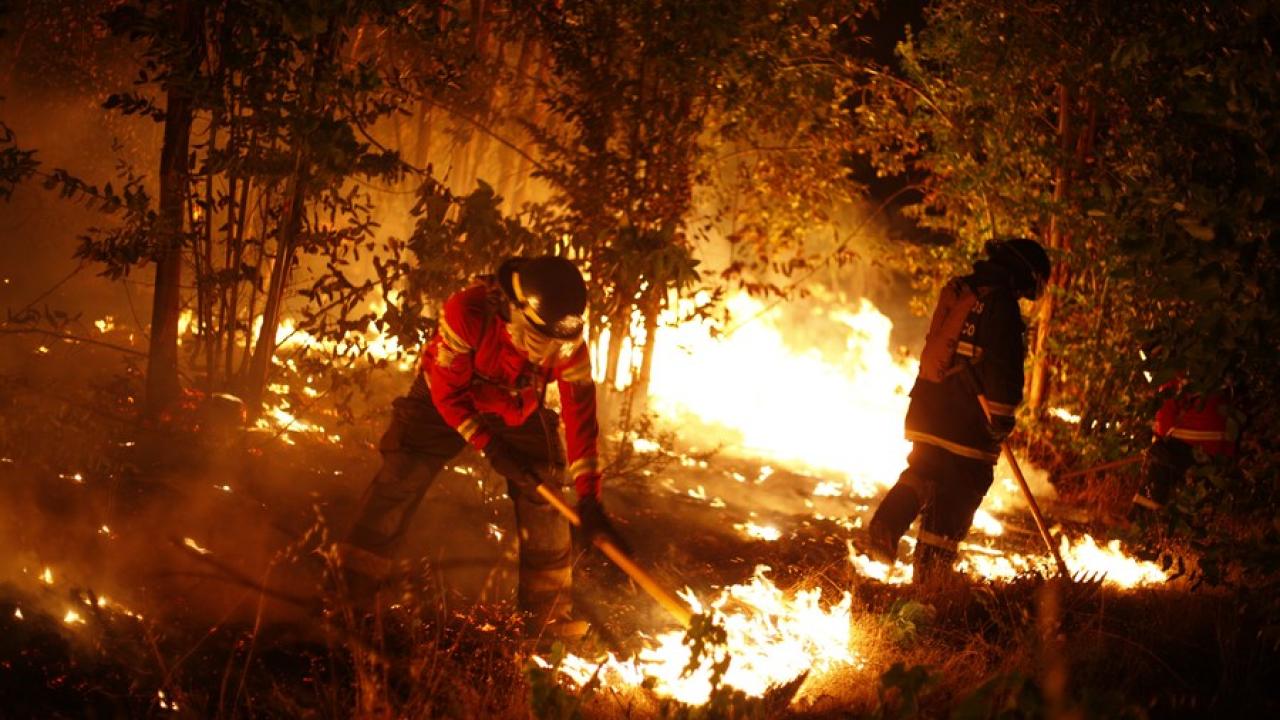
[239,186,272,379]
[144,0,199,420]
[604,303,627,391]
[244,163,304,410]
[631,288,661,414]
[414,102,433,170]
[509,44,546,210]
[202,120,218,390]
[1028,84,1073,412]
[225,175,251,382]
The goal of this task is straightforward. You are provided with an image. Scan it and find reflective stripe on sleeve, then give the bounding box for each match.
[986,399,1018,417]
[438,317,472,354]
[456,415,483,442]
[568,455,601,480]
[1168,428,1226,442]
[1131,494,1163,511]
[558,353,593,384]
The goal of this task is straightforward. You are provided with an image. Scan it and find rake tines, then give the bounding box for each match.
[1070,569,1107,586]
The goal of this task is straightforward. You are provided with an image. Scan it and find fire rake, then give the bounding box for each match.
[962,362,1075,580]
[535,484,695,628]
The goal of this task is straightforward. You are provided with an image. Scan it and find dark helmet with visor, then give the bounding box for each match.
[984,237,1051,300]
[497,256,587,341]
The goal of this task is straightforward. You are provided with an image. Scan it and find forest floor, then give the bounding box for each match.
[1,343,1277,718]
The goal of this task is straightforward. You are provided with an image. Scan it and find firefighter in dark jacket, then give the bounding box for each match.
[862,238,1051,583]
[337,255,620,637]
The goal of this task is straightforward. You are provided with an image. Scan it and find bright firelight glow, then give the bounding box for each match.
[957,534,1168,588]
[636,292,916,499]
[552,567,858,705]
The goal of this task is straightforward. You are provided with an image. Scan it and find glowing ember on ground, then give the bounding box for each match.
[40,567,53,584]
[157,690,180,712]
[13,608,23,620]
[550,567,859,705]
[63,609,84,625]
[183,537,212,555]
[1049,407,1082,423]
[733,521,782,542]
[812,480,844,497]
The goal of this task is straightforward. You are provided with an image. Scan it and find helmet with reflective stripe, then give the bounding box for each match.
[497,256,587,340]
[984,237,1051,300]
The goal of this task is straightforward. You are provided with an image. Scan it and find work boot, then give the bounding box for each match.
[912,545,960,587]
[524,603,590,649]
[853,522,899,565]
[329,542,393,612]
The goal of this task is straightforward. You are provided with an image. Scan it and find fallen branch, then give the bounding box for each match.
[0,326,147,357]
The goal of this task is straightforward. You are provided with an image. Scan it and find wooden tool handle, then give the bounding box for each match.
[536,484,694,627]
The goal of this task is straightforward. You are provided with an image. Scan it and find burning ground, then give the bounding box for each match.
[1,292,1277,718]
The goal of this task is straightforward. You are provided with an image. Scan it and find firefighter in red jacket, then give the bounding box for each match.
[861,238,1051,583]
[1131,380,1235,515]
[339,256,618,637]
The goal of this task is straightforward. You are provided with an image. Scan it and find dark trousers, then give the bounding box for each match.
[1131,436,1195,516]
[869,442,994,581]
[345,394,573,620]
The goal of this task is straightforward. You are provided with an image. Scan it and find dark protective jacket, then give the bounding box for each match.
[904,262,1026,463]
[408,279,603,497]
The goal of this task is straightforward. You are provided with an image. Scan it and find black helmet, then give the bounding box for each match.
[497,256,587,340]
[985,238,1051,300]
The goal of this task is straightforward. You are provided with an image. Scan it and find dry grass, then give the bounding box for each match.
[3,353,1278,718]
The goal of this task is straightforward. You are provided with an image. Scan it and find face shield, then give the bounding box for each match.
[507,305,579,365]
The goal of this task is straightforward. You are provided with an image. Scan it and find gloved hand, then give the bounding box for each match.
[577,495,631,555]
[988,414,1016,445]
[483,438,547,504]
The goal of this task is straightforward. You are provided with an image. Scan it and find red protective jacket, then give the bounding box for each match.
[1154,390,1233,457]
[421,281,603,498]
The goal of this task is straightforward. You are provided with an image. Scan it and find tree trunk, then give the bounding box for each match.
[509,43,547,210]
[603,303,627,391]
[1027,84,1073,412]
[143,0,199,420]
[243,167,304,411]
[630,288,662,414]
[414,102,432,171]
[201,120,217,390]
